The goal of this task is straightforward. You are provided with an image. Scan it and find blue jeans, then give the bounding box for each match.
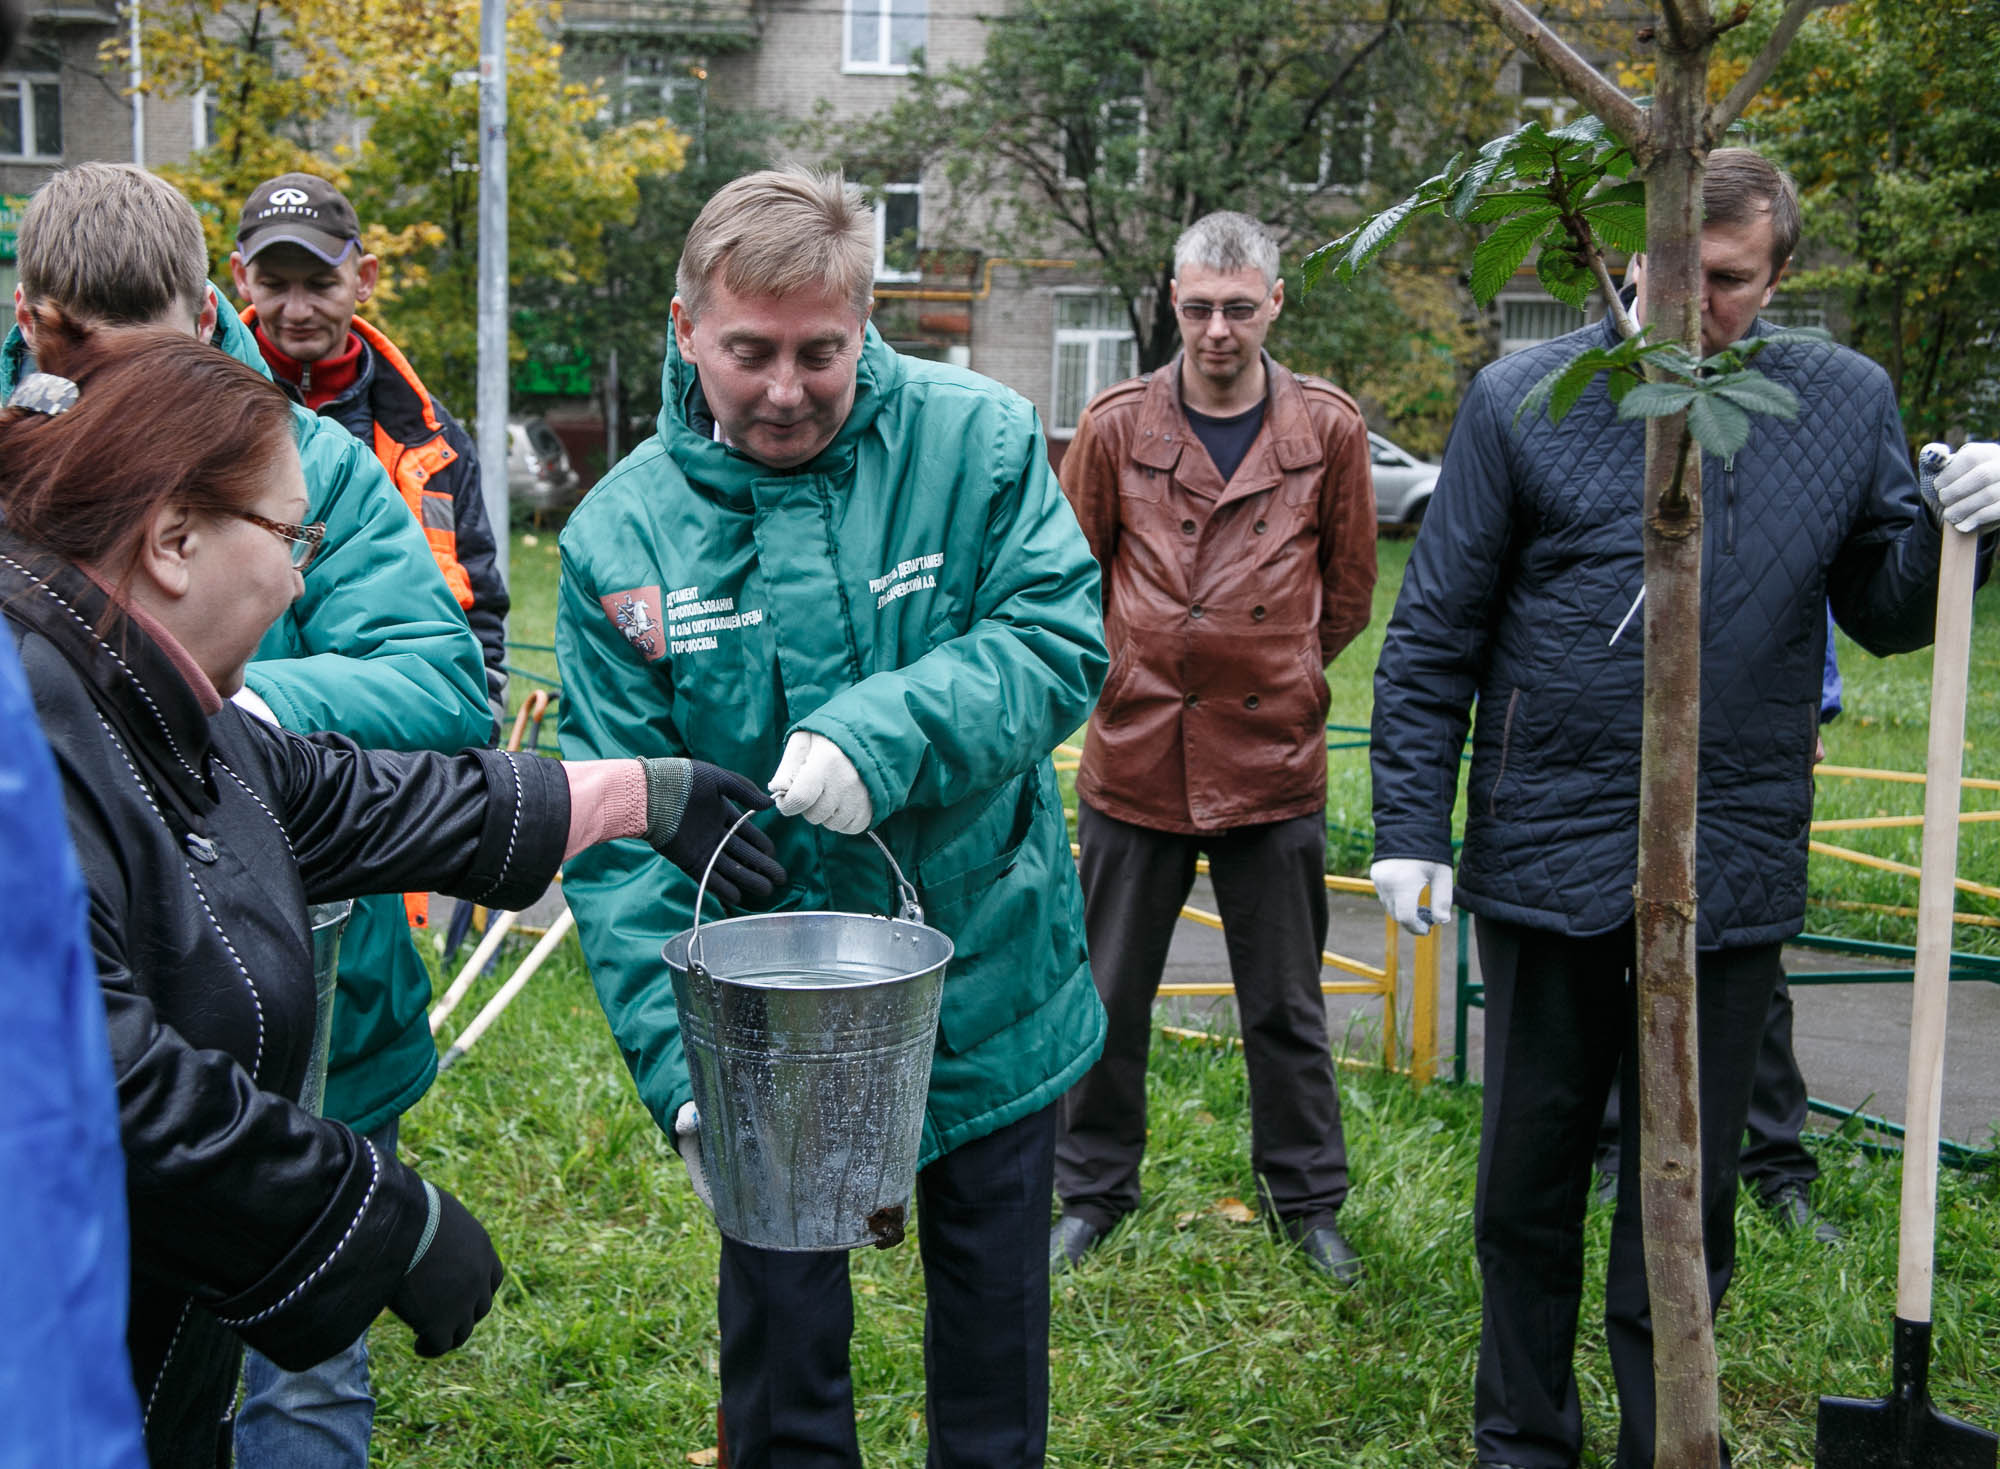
[233,1120,397,1469]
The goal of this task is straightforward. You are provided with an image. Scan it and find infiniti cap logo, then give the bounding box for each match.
[268,187,311,206]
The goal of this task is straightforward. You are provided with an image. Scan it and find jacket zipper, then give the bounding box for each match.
[1489,688,1522,818]
[1722,452,1737,555]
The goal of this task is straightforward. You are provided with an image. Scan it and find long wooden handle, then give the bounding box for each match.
[446,909,576,1060]
[430,907,520,1035]
[1895,521,1980,1324]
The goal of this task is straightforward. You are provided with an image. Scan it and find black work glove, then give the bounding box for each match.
[642,757,788,907]
[387,1183,504,1358]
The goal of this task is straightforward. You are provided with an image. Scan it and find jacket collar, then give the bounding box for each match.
[239,306,436,446]
[0,533,219,814]
[656,322,897,499]
[1129,352,1324,477]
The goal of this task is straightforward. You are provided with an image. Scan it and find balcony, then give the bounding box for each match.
[559,0,759,45]
[26,0,120,26]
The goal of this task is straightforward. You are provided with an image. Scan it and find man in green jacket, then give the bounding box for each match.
[5,163,493,1467]
[557,166,1107,1467]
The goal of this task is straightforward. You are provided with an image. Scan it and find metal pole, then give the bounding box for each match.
[604,346,620,467]
[476,0,509,587]
[128,2,144,166]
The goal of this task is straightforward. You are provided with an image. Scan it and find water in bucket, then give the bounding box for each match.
[662,831,952,1252]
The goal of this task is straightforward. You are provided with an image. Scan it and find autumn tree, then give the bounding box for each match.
[835,0,1624,387]
[1738,0,2000,445]
[120,0,684,415]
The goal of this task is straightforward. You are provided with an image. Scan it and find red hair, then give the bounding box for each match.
[0,306,296,592]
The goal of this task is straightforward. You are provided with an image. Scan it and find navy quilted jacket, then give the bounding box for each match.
[1373,314,1948,949]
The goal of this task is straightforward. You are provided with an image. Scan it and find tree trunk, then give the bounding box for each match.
[1633,28,1719,1469]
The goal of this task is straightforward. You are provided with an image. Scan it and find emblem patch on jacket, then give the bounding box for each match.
[601,586,666,662]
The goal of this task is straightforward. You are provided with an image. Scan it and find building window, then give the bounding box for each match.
[192,86,220,150]
[1499,295,1587,355]
[873,179,920,282]
[0,68,61,161]
[1282,98,1374,194]
[1060,97,1145,187]
[845,0,925,74]
[1762,295,1826,331]
[1052,291,1137,433]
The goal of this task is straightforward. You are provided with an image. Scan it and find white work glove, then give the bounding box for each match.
[230,684,279,725]
[673,1101,713,1212]
[1370,859,1454,936]
[1930,441,2000,534]
[768,731,873,834]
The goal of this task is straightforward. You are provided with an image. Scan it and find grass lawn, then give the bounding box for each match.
[379,525,2000,1466]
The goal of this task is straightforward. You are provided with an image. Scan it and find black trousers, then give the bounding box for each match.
[1473,917,1783,1469]
[1595,975,1819,1199]
[718,1103,1056,1469]
[1054,802,1347,1235]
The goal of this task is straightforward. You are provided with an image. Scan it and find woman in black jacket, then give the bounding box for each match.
[0,314,781,1469]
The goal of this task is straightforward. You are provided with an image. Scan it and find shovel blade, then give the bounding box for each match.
[1817,1393,1998,1468]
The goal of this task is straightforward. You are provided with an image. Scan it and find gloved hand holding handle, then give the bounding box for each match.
[1370,858,1454,936]
[387,1182,504,1358]
[641,758,787,906]
[1928,440,2000,534]
[768,731,874,835]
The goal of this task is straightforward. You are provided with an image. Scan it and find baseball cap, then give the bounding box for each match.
[236,173,361,265]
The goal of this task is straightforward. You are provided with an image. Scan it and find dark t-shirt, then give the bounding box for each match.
[1184,397,1267,485]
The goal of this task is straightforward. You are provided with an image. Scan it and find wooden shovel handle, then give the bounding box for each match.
[1896,522,1980,1324]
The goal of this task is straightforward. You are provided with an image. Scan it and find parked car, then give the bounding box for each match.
[508,416,582,514]
[1368,431,1440,526]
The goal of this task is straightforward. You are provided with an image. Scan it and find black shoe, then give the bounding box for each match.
[1050,1215,1105,1272]
[1297,1223,1363,1285]
[1763,1183,1841,1244]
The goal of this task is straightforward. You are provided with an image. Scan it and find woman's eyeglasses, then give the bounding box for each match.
[229,510,327,569]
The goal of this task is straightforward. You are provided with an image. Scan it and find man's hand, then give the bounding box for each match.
[768,731,873,834]
[1370,859,1454,936]
[1931,441,2000,533]
[673,1101,713,1212]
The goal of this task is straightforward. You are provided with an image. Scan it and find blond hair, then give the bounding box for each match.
[18,163,209,327]
[676,166,876,322]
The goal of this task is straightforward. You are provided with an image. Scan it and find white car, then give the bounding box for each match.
[1368,431,1440,526]
[507,417,582,514]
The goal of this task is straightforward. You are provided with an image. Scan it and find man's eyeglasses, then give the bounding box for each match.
[230,510,327,569]
[1176,290,1273,324]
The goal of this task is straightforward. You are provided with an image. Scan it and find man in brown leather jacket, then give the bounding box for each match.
[1051,211,1377,1280]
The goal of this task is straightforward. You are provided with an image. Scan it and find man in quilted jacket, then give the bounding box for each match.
[1367,148,1999,1468]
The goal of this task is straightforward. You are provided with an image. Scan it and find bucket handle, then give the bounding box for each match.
[688,811,925,977]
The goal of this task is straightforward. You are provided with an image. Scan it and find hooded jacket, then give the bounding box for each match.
[1372,314,1953,948]
[1,299,492,1138]
[557,325,1108,1163]
[0,541,565,1469]
[244,306,511,719]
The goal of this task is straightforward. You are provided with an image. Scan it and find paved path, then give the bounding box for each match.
[441,878,1999,1151]
[1158,878,2000,1151]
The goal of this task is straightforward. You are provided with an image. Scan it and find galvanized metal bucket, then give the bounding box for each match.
[662,820,951,1252]
[299,899,354,1118]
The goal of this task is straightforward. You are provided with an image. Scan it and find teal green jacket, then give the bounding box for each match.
[4,294,492,1135]
[557,327,1108,1165]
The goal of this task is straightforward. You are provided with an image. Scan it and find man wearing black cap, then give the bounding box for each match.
[231,171,509,731]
